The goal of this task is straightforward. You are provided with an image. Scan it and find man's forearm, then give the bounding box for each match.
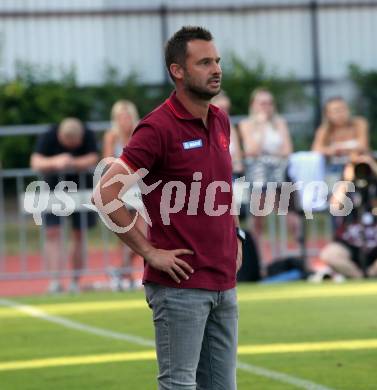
[72,153,98,171]
[92,176,155,261]
[31,154,58,173]
[108,205,155,259]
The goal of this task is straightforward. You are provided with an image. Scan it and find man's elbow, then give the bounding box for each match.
[30,154,41,171]
[91,153,100,165]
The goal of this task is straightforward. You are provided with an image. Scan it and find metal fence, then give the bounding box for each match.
[0,161,334,287]
[0,116,337,290]
[0,168,115,280]
[1,1,377,124]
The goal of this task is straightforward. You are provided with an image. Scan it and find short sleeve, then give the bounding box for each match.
[82,129,98,154]
[120,123,163,171]
[34,127,56,156]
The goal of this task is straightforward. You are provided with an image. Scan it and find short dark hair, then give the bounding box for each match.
[164,26,213,82]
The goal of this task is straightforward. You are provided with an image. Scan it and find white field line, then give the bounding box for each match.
[0,298,335,390]
[1,283,376,319]
[0,298,154,347]
[236,362,334,390]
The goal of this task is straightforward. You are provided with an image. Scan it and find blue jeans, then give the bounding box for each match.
[145,284,238,390]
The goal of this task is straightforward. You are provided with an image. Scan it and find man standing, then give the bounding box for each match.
[93,26,244,389]
[31,118,98,293]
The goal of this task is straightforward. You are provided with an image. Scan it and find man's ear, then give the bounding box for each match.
[170,63,184,81]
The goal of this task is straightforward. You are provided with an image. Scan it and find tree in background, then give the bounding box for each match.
[350,64,377,150]
[220,55,306,115]
[0,57,306,169]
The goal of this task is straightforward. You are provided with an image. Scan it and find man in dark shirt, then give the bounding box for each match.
[93,27,243,389]
[31,117,98,293]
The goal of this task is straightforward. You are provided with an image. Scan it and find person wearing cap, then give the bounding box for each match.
[93,27,243,389]
[31,117,99,293]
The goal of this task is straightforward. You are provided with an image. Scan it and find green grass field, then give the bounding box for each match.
[1,281,377,389]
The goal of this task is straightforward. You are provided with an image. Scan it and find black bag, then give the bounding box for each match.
[266,257,306,278]
[237,231,261,282]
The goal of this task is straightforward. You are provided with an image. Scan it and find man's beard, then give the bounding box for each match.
[183,74,221,101]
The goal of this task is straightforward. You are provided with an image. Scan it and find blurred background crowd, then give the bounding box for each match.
[1,0,377,295]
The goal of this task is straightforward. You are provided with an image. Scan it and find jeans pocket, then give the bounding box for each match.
[144,283,165,309]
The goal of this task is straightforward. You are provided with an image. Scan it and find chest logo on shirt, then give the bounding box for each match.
[182,139,203,150]
[218,132,229,150]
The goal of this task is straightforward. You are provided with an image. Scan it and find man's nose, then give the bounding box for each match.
[212,62,222,75]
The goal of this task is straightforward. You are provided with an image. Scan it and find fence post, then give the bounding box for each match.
[16,175,28,273]
[310,0,322,128]
[160,4,169,84]
[0,171,5,272]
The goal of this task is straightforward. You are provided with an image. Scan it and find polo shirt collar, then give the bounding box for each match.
[166,91,220,120]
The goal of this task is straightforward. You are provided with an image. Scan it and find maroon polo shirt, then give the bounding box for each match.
[120,91,237,290]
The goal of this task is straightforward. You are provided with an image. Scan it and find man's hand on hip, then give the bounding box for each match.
[145,248,194,283]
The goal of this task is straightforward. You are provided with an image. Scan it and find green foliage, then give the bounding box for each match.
[0,64,172,168]
[0,136,34,169]
[221,55,307,115]
[85,66,173,121]
[0,63,171,126]
[0,56,305,169]
[0,63,89,124]
[349,64,377,149]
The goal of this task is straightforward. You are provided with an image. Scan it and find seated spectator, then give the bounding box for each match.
[320,152,377,278]
[211,91,243,177]
[239,88,292,185]
[103,100,139,158]
[103,100,144,290]
[312,97,369,185]
[30,118,99,293]
[238,88,293,249]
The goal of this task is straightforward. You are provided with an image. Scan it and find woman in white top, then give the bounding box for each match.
[239,88,292,184]
[239,89,295,265]
[312,97,369,181]
[103,100,139,159]
[312,97,369,158]
[103,100,144,290]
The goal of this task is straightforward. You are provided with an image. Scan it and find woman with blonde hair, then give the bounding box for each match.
[239,88,294,251]
[312,97,369,158]
[103,100,139,158]
[239,88,292,179]
[103,100,144,290]
[312,97,369,187]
